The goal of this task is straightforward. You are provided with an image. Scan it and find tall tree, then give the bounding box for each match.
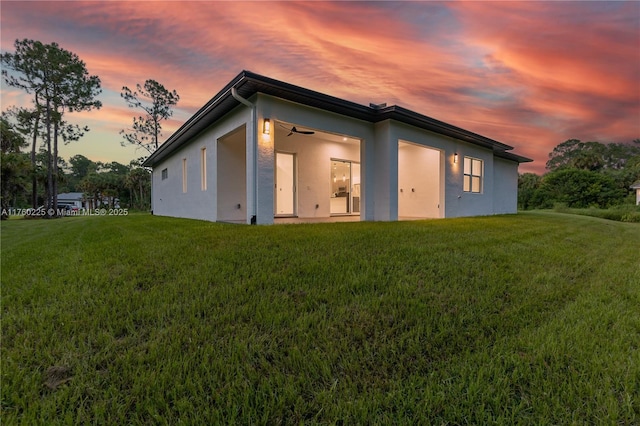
[68,154,96,179]
[2,106,43,208]
[126,165,151,210]
[1,39,101,214]
[533,168,624,208]
[546,139,640,172]
[120,79,180,155]
[1,117,30,218]
[517,173,542,210]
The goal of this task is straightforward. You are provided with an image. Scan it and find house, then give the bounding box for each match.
[631,181,640,205]
[56,192,85,210]
[143,71,532,224]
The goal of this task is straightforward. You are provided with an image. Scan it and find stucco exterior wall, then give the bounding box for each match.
[276,135,359,218]
[446,142,495,218]
[371,120,396,221]
[152,92,523,223]
[493,157,519,214]
[389,121,499,219]
[255,94,374,223]
[151,107,249,221]
[217,127,247,222]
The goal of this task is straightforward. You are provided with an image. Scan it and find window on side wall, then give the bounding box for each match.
[161,168,168,180]
[201,148,207,191]
[182,158,187,193]
[463,157,483,193]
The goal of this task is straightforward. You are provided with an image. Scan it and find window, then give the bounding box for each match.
[463,157,483,193]
[161,168,168,180]
[200,148,207,191]
[182,158,187,193]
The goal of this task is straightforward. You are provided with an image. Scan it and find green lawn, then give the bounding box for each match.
[2,213,639,424]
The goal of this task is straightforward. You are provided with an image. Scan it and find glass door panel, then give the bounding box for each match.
[330,160,359,215]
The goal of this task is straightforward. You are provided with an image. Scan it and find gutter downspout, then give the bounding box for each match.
[231,87,258,224]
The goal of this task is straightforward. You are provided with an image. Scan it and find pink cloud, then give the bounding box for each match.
[1,1,638,174]
[447,2,639,166]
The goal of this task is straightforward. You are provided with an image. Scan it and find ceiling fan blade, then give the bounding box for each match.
[291,126,315,135]
[281,125,315,136]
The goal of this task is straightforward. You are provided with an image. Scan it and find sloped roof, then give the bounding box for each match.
[631,181,640,189]
[144,70,532,166]
[57,192,84,200]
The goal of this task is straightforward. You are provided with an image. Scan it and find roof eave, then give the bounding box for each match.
[143,70,524,167]
[143,70,250,167]
[494,150,534,163]
[376,105,513,151]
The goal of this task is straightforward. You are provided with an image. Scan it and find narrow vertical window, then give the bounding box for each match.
[161,168,168,180]
[201,148,207,191]
[182,158,187,193]
[463,156,483,193]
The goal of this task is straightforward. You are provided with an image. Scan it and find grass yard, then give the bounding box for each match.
[1,212,639,424]
[554,203,640,223]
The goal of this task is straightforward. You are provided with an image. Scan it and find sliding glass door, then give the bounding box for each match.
[330,159,360,215]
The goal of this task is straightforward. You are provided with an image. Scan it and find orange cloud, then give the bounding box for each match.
[1,1,637,174]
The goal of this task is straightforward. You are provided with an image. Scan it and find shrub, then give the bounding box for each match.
[534,169,626,209]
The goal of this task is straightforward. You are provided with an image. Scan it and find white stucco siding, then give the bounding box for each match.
[493,157,519,214]
[255,95,374,223]
[372,120,396,221]
[445,143,495,218]
[276,135,359,218]
[150,88,525,224]
[217,127,247,222]
[390,122,497,219]
[152,136,215,221]
[257,94,373,138]
[151,107,249,221]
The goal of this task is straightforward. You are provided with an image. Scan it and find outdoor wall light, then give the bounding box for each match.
[263,118,271,135]
[454,152,458,163]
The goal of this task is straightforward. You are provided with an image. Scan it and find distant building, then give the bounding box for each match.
[57,192,85,210]
[143,71,532,224]
[631,182,640,205]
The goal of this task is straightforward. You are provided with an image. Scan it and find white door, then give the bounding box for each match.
[276,152,295,215]
[398,142,442,218]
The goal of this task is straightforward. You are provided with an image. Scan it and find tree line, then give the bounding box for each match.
[1,39,179,218]
[1,120,151,214]
[519,139,640,210]
[4,40,638,217]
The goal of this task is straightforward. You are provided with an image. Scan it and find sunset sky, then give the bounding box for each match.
[1,1,639,174]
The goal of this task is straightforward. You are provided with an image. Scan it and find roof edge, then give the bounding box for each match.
[143,70,251,166]
[494,150,533,163]
[143,70,528,167]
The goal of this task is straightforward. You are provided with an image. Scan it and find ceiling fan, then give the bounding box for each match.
[279,124,315,137]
